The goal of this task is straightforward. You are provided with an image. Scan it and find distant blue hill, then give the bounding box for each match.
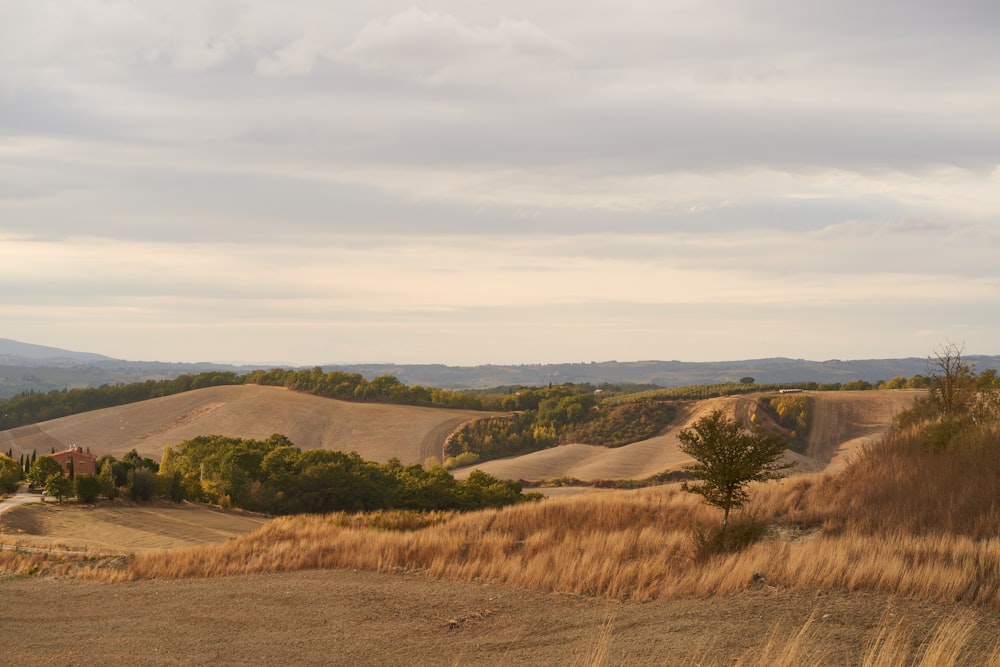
[0,338,113,364]
[1,337,998,397]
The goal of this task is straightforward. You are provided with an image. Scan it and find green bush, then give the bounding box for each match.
[73,474,102,503]
[442,451,480,470]
[0,454,21,493]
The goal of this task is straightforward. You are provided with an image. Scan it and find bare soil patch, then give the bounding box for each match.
[3,570,998,666]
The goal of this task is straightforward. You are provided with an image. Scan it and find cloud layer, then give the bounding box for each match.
[2,1,998,364]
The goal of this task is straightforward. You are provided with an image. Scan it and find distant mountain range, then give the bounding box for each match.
[2,337,999,397]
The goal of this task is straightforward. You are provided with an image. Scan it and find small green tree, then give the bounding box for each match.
[126,467,157,502]
[45,473,72,503]
[0,454,21,492]
[98,460,119,499]
[28,456,63,488]
[678,410,792,537]
[74,474,102,504]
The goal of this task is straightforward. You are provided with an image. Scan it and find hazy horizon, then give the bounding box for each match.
[3,2,998,366]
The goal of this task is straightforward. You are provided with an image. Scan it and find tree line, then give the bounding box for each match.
[6,435,540,514]
[0,366,936,434]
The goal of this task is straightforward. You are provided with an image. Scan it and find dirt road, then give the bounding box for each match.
[0,484,40,517]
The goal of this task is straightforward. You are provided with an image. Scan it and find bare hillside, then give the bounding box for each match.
[0,385,492,465]
[1,503,267,554]
[803,390,921,469]
[455,390,920,482]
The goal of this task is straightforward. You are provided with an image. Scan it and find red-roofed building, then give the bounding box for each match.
[52,445,97,476]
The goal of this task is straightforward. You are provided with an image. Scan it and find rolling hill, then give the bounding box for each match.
[0,384,920,482]
[0,385,493,466]
[451,390,919,482]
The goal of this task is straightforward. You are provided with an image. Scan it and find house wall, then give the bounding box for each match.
[51,449,97,476]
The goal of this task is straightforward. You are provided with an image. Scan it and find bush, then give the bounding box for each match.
[44,474,72,503]
[442,451,480,470]
[0,454,21,493]
[73,475,101,503]
[126,467,157,502]
[691,514,769,559]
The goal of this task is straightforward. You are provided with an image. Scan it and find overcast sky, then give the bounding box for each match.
[2,1,999,366]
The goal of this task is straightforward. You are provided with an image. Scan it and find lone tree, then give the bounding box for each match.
[927,341,975,419]
[678,410,792,536]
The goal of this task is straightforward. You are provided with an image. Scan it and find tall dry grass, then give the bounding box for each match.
[59,472,999,610]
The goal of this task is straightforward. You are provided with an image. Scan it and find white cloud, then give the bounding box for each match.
[338,7,576,89]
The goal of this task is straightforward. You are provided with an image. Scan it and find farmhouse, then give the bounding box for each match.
[52,445,97,476]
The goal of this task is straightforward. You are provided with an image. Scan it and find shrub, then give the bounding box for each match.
[691,514,769,559]
[126,467,157,502]
[73,475,102,504]
[443,451,480,470]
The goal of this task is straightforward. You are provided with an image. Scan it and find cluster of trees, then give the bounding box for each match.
[893,343,1000,449]
[243,368,485,409]
[756,394,811,452]
[17,449,161,504]
[4,437,537,515]
[445,385,678,465]
[157,434,537,514]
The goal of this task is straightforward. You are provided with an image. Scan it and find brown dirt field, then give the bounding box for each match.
[0,502,269,554]
[455,391,919,482]
[804,390,922,469]
[4,570,999,666]
[0,385,492,465]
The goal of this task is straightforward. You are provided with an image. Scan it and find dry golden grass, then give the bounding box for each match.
[28,473,988,614]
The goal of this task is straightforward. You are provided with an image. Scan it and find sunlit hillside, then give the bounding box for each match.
[454,390,920,482]
[0,385,492,465]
